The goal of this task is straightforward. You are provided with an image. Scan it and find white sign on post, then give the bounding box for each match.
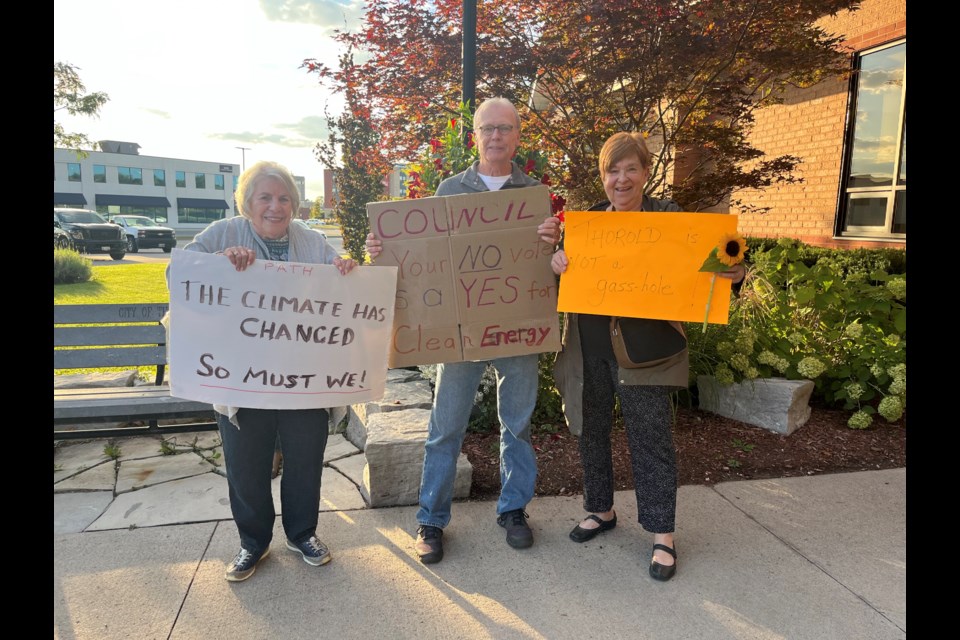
[167,249,398,409]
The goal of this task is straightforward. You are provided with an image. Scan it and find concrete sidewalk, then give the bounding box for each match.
[54,436,905,640]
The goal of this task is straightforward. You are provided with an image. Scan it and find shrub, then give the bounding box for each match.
[688,238,906,427]
[54,248,93,284]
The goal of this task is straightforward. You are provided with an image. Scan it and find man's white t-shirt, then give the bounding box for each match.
[478,173,510,191]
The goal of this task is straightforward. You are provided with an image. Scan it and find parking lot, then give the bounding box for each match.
[82,229,345,264]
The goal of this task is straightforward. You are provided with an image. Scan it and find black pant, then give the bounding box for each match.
[218,408,329,554]
[579,355,677,533]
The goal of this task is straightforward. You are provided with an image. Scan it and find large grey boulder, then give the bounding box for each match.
[341,369,473,507]
[344,377,433,450]
[697,375,815,436]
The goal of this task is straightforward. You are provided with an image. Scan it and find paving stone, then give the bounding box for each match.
[88,473,231,530]
[54,440,112,481]
[54,491,114,534]
[329,453,367,501]
[115,452,217,493]
[325,433,361,462]
[116,436,166,461]
[55,459,116,492]
[268,465,367,514]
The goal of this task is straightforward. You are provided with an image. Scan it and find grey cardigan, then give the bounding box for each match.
[180,216,344,425]
[183,215,342,265]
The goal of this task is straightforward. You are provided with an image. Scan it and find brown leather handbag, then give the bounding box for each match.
[609,317,687,369]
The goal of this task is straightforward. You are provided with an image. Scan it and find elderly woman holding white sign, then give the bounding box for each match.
[182,160,357,582]
[551,132,744,582]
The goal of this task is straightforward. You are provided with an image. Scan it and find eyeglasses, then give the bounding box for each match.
[476,124,515,137]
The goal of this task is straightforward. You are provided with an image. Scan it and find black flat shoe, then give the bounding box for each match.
[649,543,677,581]
[569,512,617,543]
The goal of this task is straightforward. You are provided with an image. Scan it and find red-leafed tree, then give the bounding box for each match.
[307,0,860,213]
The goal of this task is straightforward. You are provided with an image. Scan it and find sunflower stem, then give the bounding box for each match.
[702,273,717,333]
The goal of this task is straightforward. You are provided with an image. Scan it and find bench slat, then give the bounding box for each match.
[55,325,167,347]
[54,386,214,422]
[55,346,167,370]
[55,303,169,324]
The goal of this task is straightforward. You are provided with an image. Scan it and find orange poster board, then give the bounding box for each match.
[557,210,739,324]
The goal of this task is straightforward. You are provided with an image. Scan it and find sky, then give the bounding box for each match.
[53,0,367,203]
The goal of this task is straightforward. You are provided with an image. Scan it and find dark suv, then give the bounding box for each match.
[109,215,176,253]
[53,208,126,260]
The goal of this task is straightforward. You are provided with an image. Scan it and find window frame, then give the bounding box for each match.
[836,39,906,241]
[118,166,144,186]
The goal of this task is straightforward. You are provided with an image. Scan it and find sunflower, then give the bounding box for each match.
[716,233,747,267]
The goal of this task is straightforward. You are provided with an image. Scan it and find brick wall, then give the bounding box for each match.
[733,0,905,249]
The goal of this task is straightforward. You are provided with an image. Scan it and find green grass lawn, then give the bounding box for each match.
[54,263,170,304]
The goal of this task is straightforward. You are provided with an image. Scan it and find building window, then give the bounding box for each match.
[215,174,225,190]
[176,171,186,188]
[67,163,81,182]
[195,173,206,189]
[94,165,106,183]
[154,169,166,187]
[838,40,906,239]
[118,167,143,185]
[179,207,225,224]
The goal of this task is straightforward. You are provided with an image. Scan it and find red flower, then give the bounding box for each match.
[523,158,536,174]
[540,173,552,186]
[449,118,457,130]
[551,194,566,218]
[429,138,442,152]
[434,157,444,170]
[466,132,475,149]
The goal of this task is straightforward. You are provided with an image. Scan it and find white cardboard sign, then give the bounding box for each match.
[167,249,398,409]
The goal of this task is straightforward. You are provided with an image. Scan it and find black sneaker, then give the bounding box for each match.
[497,509,534,549]
[286,536,332,567]
[415,525,444,564]
[225,547,270,582]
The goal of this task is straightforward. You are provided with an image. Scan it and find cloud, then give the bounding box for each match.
[142,108,172,119]
[276,115,331,139]
[207,131,316,148]
[859,68,904,94]
[259,0,365,31]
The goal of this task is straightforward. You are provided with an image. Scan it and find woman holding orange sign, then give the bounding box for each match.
[551,132,745,581]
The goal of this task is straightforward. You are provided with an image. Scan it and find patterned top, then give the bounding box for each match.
[262,237,290,262]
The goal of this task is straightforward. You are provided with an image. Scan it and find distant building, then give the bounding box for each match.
[53,142,308,234]
[321,164,410,213]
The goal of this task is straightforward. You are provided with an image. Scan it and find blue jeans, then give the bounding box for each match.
[416,354,539,528]
[218,408,329,554]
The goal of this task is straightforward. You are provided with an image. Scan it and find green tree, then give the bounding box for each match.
[307,51,391,262]
[310,198,324,220]
[54,62,109,154]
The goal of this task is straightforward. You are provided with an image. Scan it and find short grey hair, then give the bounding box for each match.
[235,160,300,219]
[474,97,521,129]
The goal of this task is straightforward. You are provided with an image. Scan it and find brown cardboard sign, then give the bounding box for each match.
[367,185,561,367]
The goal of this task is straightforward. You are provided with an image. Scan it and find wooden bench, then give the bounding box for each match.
[54,303,218,440]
